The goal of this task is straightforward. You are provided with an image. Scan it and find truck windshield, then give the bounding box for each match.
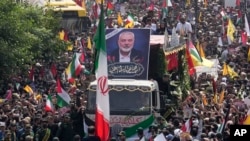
[87,89,151,113]
[60,17,91,33]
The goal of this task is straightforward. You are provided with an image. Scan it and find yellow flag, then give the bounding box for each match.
[196,41,205,58]
[248,47,250,62]
[125,23,134,29]
[213,94,217,104]
[117,12,123,26]
[222,63,228,75]
[191,55,214,67]
[243,114,250,125]
[198,12,202,22]
[0,99,5,103]
[35,94,42,101]
[186,0,191,6]
[59,30,65,40]
[219,89,225,104]
[96,0,104,4]
[81,0,86,8]
[24,85,33,94]
[227,18,235,41]
[202,95,208,106]
[204,0,208,8]
[87,36,92,49]
[222,63,238,78]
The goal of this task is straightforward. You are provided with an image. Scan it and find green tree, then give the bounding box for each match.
[0,0,66,84]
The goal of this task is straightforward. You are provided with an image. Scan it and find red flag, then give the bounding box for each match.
[51,63,57,77]
[6,89,12,100]
[92,2,100,19]
[241,31,247,45]
[39,67,45,78]
[29,66,34,81]
[149,2,154,11]
[166,53,178,71]
[186,48,196,75]
[176,13,181,21]
[212,78,217,95]
[181,118,192,132]
[162,0,166,8]
[75,0,82,7]
[63,30,69,41]
[107,1,113,10]
[236,0,241,6]
[79,53,85,63]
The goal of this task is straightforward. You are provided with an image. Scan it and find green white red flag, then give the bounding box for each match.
[45,94,54,112]
[65,53,82,83]
[93,2,110,141]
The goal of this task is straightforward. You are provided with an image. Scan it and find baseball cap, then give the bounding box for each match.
[136,127,144,134]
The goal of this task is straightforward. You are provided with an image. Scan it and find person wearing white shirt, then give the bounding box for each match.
[176,16,193,37]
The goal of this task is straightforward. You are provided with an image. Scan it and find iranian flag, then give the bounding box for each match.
[45,95,54,112]
[220,10,227,19]
[65,53,82,83]
[125,14,135,28]
[93,2,110,141]
[56,79,71,108]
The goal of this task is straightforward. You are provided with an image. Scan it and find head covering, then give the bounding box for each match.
[117,131,126,136]
[22,117,31,124]
[174,129,182,137]
[0,122,5,127]
[166,134,174,140]
[136,127,144,134]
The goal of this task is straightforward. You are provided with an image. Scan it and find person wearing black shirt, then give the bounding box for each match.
[156,73,171,97]
[82,126,100,141]
[156,22,166,35]
[142,11,154,26]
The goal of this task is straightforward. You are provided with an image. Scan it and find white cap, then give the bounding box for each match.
[222,77,227,82]
[174,129,182,137]
[0,122,6,127]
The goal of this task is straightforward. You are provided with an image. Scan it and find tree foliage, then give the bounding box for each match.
[0,0,67,83]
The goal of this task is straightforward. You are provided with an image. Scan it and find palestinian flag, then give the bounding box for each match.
[236,10,242,25]
[188,41,202,62]
[45,95,54,112]
[65,53,82,83]
[186,46,196,75]
[56,79,71,107]
[125,13,135,28]
[124,115,155,139]
[106,1,113,16]
[188,41,214,68]
[161,0,168,20]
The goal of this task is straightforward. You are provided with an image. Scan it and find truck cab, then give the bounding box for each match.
[85,79,162,137]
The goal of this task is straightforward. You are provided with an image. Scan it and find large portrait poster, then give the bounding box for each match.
[106,28,151,80]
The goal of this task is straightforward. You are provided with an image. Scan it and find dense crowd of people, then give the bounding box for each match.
[1,0,250,141]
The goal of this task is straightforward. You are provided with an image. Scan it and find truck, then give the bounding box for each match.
[46,0,91,33]
[85,79,164,140]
